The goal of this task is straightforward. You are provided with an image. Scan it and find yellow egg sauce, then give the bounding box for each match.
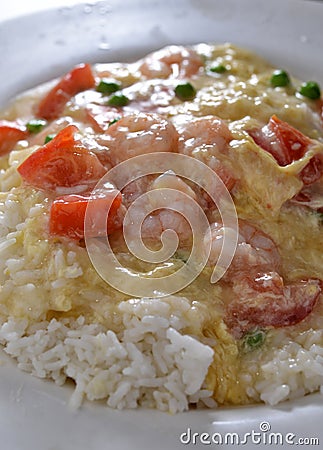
[0,44,322,406]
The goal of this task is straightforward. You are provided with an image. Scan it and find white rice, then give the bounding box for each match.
[2,302,322,412]
[0,296,215,413]
[242,327,323,405]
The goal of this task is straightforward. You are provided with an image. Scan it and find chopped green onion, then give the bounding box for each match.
[96,79,121,95]
[26,119,47,134]
[107,94,130,107]
[108,118,121,127]
[210,64,227,74]
[299,81,321,100]
[270,70,290,87]
[174,83,196,101]
[44,134,55,144]
[241,329,266,353]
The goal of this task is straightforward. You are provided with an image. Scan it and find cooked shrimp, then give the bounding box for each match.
[140,210,192,244]
[177,116,232,156]
[150,170,197,199]
[85,104,123,133]
[139,45,204,79]
[121,80,176,115]
[124,171,203,245]
[177,116,235,191]
[97,112,179,165]
[233,220,281,272]
[122,175,155,209]
[205,220,281,276]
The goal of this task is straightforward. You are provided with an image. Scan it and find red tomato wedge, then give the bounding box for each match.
[0,120,28,155]
[249,115,312,166]
[50,190,122,240]
[17,125,106,192]
[36,63,95,120]
[249,115,323,185]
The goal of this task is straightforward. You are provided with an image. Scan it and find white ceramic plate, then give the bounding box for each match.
[1,1,323,449]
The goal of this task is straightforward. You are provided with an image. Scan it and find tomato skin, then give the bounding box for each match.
[17,125,106,191]
[249,115,311,166]
[36,63,95,120]
[49,190,122,240]
[0,120,28,155]
[249,115,323,187]
[267,115,311,165]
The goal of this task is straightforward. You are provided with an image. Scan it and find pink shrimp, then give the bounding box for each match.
[177,116,236,191]
[205,220,281,277]
[121,80,176,115]
[140,210,192,244]
[121,174,156,209]
[139,45,204,79]
[124,171,200,245]
[177,116,232,155]
[96,112,179,166]
[85,104,123,133]
[205,220,321,337]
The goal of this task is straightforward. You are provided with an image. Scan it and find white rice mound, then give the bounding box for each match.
[0,296,216,413]
[243,327,323,406]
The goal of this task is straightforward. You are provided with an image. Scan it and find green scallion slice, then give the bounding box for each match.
[107,94,130,107]
[299,81,321,100]
[108,118,121,127]
[44,134,55,144]
[174,82,196,101]
[210,64,227,74]
[270,70,290,87]
[241,329,266,353]
[26,119,47,134]
[96,79,121,95]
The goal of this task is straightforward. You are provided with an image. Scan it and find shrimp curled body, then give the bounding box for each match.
[125,171,198,244]
[177,116,235,191]
[98,112,179,166]
[139,45,204,79]
[205,220,281,276]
